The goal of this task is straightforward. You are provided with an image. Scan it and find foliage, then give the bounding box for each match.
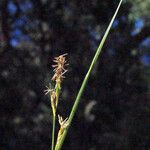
[128,0,150,22]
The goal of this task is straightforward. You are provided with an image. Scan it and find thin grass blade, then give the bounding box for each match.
[55,0,123,149]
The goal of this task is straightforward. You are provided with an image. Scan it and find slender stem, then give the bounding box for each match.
[55,0,123,149]
[51,113,56,150]
[51,84,60,150]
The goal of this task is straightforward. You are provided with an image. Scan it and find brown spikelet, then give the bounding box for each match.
[52,53,68,84]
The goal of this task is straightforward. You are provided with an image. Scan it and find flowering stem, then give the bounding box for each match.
[55,0,123,149]
[51,112,56,150]
[51,83,60,150]
[49,53,67,150]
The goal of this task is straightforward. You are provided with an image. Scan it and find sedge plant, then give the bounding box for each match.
[45,0,123,149]
[44,54,68,150]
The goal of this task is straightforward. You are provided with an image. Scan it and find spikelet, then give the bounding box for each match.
[44,86,57,116]
[52,53,68,85]
[55,115,69,147]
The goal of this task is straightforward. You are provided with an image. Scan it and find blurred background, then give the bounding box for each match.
[0,0,150,149]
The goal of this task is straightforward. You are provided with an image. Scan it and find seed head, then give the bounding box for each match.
[56,115,69,146]
[52,53,68,84]
[58,115,69,129]
[44,86,57,115]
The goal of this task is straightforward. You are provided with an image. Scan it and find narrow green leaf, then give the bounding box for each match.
[55,0,123,149]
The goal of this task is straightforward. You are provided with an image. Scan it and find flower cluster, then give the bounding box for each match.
[58,115,69,130]
[44,86,56,115]
[56,115,69,146]
[52,53,68,85]
[44,54,69,150]
[44,54,68,113]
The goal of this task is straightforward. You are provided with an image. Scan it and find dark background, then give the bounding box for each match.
[0,0,150,150]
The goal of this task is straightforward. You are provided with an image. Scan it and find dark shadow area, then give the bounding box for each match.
[0,0,150,149]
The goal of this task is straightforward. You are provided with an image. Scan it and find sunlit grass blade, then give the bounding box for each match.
[55,0,123,149]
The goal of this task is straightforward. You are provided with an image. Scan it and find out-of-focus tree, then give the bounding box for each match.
[129,0,150,21]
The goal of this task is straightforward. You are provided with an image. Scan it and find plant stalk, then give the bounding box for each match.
[51,84,60,150]
[51,113,56,150]
[55,0,123,149]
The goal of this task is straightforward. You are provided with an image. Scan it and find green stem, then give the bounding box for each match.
[51,83,60,150]
[51,113,56,150]
[55,0,123,149]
